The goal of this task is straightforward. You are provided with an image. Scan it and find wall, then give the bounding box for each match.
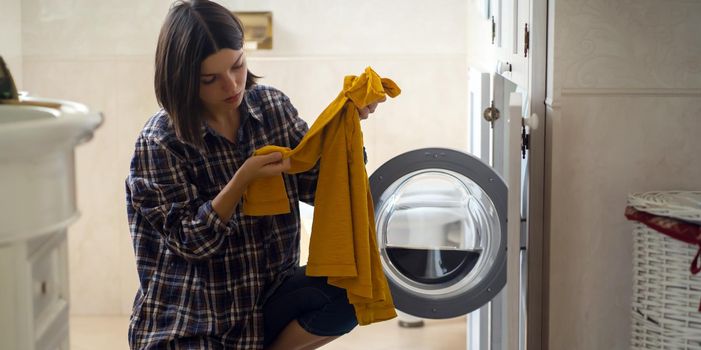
[17,0,469,315]
[546,0,701,348]
[0,0,23,86]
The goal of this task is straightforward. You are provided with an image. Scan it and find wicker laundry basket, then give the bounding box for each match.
[627,191,701,349]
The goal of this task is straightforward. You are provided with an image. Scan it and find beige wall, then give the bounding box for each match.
[546,0,701,348]
[17,0,470,315]
[0,0,23,86]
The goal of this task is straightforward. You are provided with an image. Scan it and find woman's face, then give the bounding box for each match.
[199,48,247,116]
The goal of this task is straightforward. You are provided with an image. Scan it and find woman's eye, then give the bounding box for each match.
[202,77,216,85]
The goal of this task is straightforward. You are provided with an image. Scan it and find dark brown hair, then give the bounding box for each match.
[154,0,259,149]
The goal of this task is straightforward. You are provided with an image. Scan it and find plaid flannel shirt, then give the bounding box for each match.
[126,85,318,349]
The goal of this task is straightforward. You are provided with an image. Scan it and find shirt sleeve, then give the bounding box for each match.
[281,93,319,206]
[127,135,236,261]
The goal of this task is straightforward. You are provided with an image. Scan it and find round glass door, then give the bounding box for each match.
[370,148,507,319]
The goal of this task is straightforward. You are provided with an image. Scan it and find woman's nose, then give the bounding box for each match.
[222,72,238,91]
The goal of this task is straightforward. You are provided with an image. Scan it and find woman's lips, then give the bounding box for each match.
[224,92,241,103]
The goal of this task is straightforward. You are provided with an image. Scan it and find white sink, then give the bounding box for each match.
[0,97,102,244]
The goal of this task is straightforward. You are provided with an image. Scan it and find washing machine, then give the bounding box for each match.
[369,148,507,320]
[368,72,539,350]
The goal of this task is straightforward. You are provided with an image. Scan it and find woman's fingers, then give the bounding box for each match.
[259,152,290,175]
[359,97,385,120]
[261,152,282,163]
[280,157,291,172]
[264,156,289,168]
[358,106,370,120]
[368,102,377,113]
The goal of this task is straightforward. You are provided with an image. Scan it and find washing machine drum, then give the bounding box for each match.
[370,148,507,319]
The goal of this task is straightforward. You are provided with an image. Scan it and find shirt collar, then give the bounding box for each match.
[241,89,264,124]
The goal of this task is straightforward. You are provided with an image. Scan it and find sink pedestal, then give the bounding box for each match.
[0,97,101,350]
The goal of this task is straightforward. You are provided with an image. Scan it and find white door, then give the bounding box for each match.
[467,71,525,350]
[466,0,546,348]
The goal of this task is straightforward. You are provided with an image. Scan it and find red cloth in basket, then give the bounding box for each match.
[625,206,701,310]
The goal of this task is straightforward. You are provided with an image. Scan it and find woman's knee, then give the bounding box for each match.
[299,295,358,336]
[336,306,358,334]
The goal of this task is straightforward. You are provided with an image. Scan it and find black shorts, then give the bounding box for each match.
[262,266,358,347]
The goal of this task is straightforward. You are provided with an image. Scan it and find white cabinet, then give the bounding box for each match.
[484,0,532,90]
[0,231,70,350]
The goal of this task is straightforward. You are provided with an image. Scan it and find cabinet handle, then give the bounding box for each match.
[524,23,530,57]
[492,16,496,44]
[483,100,500,128]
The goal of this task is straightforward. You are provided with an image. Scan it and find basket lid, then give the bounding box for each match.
[628,191,701,225]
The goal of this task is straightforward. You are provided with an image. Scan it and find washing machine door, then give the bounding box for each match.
[370,148,507,319]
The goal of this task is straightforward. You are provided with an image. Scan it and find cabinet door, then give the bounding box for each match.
[29,231,70,350]
[486,0,531,94]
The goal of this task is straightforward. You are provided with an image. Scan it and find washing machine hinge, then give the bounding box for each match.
[521,123,530,159]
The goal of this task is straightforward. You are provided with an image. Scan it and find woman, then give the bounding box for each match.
[126,1,380,348]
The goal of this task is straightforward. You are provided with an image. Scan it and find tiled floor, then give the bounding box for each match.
[70,315,466,350]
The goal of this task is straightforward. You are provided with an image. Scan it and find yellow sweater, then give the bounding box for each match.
[242,67,399,325]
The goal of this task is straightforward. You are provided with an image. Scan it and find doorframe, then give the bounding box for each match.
[526,0,548,348]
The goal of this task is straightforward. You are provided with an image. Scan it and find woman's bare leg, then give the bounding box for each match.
[265,319,341,350]
[301,335,340,350]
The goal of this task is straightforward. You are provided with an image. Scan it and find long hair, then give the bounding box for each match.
[154,0,259,149]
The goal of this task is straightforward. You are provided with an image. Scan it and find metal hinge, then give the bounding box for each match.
[524,23,530,57]
[521,114,539,158]
[521,122,529,159]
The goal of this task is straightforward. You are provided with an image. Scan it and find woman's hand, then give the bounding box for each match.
[358,97,386,120]
[237,152,291,185]
[213,152,289,222]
